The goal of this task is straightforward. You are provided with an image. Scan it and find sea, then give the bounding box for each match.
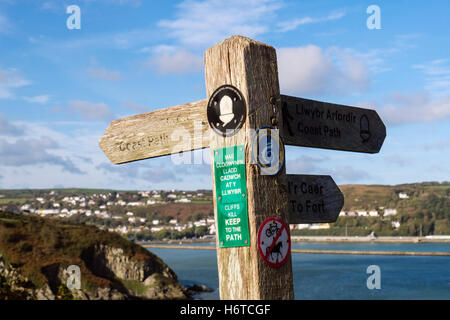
[147,242,450,300]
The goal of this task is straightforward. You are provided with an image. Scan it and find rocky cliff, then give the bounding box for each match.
[0,211,189,300]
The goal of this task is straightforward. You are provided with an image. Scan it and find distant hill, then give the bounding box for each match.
[0,181,448,237]
[304,181,450,236]
[0,211,189,300]
[340,181,450,211]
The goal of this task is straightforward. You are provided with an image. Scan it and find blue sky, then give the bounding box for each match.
[0,0,449,190]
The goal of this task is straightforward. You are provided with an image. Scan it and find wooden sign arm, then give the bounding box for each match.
[99,95,386,164]
[99,99,209,164]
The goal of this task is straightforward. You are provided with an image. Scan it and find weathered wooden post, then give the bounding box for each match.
[99,34,385,301]
[204,36,293,299]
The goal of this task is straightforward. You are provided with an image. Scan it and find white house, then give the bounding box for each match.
[38,209,60,216]
[126,212,134,216]
[339,211,346,216]
[368,211,379,217]
[152,219,160,225]
[293,224,310,230]
[310,223,330,230]
[175,198,191,203]
[128,202,144,206]
[208,224,215,234]
[392,221,401,229]
[398,192,409,199]
[357,211,368,217]
[20,204,31,211]
[36,197,45,203]
[194,220,207,227]
[384,208,397,216]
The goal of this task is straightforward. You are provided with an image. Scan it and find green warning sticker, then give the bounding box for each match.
[214,145,250,248]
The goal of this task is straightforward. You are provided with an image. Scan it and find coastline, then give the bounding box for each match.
[290,235,450,243]
[139,235,450,246]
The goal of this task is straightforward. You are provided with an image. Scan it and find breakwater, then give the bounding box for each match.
[143,244,450,256]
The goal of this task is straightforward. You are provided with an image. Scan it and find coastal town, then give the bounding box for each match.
[0,190,218,240]
[0,188,410,240]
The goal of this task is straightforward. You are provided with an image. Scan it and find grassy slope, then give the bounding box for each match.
[0,211,165,291]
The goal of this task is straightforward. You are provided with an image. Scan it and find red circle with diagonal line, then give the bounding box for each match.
[257,217,291,268]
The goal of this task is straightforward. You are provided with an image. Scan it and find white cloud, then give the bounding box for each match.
[359,91,450,125]
[41,0,142,11]
[98,0,142,6]
[97,162,180,183]
[380,94,450,125]
[0,12,12,34]
[0,136,84,174]
[0,68,30,99]
[158,0,283,46]
[145,46,203,74]
[88,67,122,81]
[277,10,345,32]
[286,154,373,183]
[423,139,450,151]
[385,154,413,167]
[23,94,50,104]
[68,100,115,121]
[120,101,148,113]
[0,113,24,136]
[331,166,372,183]
[413,59,450,96]
[277,45,370,96]
[287,155,329,173]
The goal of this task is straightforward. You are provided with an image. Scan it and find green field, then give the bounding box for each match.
[0,198,30,205]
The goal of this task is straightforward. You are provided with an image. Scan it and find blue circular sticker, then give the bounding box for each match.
[251,126,285,176]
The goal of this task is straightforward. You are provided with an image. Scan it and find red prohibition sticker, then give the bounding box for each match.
[257,217,291,268]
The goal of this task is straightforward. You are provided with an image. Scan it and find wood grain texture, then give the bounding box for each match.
[99,99,208,164]
[286,174,344,224]
[281,95,386,153]
[205,35,294,300]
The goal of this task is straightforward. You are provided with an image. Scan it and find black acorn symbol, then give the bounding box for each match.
[360,115,371,142]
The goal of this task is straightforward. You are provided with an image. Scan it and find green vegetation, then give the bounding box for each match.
[1,181,448,238]
[292,181,450,236]
[117,278,148,296]
[0,211,160,298]
[128,225,210,242]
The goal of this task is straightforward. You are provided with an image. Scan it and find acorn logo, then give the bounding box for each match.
[207,85,246,137]
[360,115,371,142]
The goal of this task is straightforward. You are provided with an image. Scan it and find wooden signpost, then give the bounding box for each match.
[99,35,386,300]
[280,95,386,153]
[286,175,344,224]
[99,99,208,164]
